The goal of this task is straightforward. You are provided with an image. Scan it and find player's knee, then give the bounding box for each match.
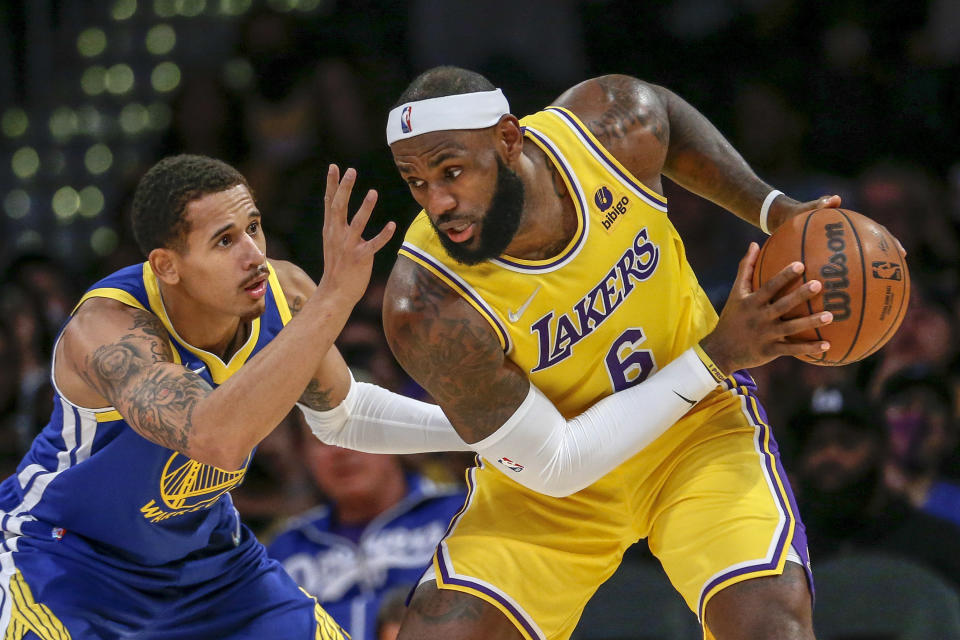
[704,564,814,640]
[397,581,524,640]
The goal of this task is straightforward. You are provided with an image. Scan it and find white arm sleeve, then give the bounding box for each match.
[470,347,723,497]
[297,374,472,454]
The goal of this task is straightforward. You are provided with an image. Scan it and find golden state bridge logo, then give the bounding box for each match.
[140,452,247,523]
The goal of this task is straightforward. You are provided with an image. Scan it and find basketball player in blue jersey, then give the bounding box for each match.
[374,67,844,640]
[0,154,438,639]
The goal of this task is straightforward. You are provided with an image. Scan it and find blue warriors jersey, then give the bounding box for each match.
[0,261,292,566]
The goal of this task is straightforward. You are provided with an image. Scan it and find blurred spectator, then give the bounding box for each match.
[407,0,586,115]
[158,70,250,166]
[879,365,960,528]
[266,419,466,640]
[7,253,77,336]
[0,317,23,476]
[230,411,318,539]
[0,281,55,447]
[864,285,958,398]
[856,161,960,297]
[793,385,960,589]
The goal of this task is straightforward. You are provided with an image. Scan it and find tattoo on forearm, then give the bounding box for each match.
[300,378,335,411]
[81,310,211,452]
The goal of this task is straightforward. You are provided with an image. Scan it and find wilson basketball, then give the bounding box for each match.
[751,208,910,366]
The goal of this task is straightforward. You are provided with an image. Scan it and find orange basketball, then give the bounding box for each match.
[751,208,910,366]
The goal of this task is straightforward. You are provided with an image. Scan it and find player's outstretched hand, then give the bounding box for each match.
[699,242,834,374]
[319,165,396,305]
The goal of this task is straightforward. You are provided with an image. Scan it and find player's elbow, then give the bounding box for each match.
[186,436,251,471]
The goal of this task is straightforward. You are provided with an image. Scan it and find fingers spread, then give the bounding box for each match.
[328,167,357,223]
[367,221,397,254]
[756,261,805,303]
[348,189,379,237]
[767,279,821,317]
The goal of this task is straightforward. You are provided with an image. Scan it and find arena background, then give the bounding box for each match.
[1,1,959,636]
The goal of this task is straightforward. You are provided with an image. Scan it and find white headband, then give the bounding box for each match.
[386,89,510,145]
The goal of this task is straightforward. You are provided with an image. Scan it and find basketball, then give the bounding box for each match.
[751,208,910,366]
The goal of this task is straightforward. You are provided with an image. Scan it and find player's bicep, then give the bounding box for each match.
[67,303,213,452]
[383,259,529,444]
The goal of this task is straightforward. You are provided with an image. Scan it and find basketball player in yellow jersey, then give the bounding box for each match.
[381,67,842,640]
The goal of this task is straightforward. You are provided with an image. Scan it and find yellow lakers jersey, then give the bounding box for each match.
[399,107,723,419]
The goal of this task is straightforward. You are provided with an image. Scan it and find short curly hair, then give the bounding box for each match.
[394,66,496,107]
[131,154,249,255]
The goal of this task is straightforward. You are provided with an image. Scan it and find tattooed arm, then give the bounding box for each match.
[56,282,357,469]
[554,75,840,233]
[384,253,831,496]
[56,166,393,469]
[383,257,529,444]
[58,298,214,454]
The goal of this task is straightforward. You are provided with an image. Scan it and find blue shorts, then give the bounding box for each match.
[0,525,346,639]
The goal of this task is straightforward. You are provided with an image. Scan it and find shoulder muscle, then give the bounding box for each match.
[554,74,669,184]
[271,259,315,317]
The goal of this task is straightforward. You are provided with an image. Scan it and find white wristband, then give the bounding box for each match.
[759,189,783,235]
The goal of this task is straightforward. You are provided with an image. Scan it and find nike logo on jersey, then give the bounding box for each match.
[189,364,206,375]
[507,286,542,323]
[673,390,696,406]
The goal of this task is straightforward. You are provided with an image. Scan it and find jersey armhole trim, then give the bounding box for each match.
[398,245,512,353]
[266,260,292,325]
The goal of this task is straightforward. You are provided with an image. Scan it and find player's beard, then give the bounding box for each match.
[433,156,524,266]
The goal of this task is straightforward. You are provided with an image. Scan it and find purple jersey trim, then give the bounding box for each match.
[491,126,588,272]
[544,107,668,212]
[432,459,545,640]
[399,244,513,352]
[697,371,812,620]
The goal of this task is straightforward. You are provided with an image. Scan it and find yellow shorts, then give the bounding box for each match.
[429,374,811,640]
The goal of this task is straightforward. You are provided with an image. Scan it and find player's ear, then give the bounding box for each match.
[495,115,523,162]
[148,247,180,285]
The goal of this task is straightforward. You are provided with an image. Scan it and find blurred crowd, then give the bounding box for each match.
[3,1,960,637]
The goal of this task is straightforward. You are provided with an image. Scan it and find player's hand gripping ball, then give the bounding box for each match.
[751,208,910,366]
